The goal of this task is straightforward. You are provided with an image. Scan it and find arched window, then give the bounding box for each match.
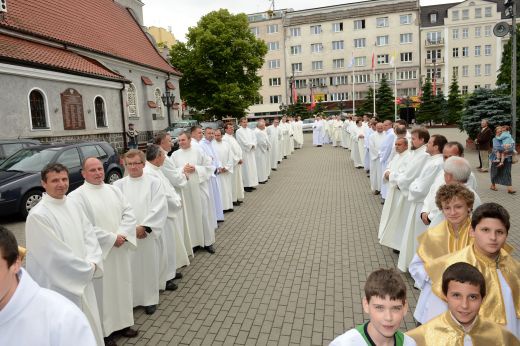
[154,88,164,119]
[29,89,48,129]
[127,83,138,117]
[94,96,107,127]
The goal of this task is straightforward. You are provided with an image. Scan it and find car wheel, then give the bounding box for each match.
[20,190,43,218]
[106,169,122,184]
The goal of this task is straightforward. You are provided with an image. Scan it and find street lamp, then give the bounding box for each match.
[279,102,287,115]
[161,89,175,127]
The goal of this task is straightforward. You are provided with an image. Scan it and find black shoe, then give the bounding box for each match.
[278,161,281,164]
[251,187,256,190]
[104,336,117,346]
[233,201,239,206]
[244,187,253,192]
[284,156,287,159]
[393,249,400,254]
[272,168,277,171]
[259,181,266,184]
[174,272,183,280]
[205,245,216,254]
[237,201,243,205]
[116,327,139,338]
[145,305,157,315]
[165,280,178,291]
[217,220,224,223]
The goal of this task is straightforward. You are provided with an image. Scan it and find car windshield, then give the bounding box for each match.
[0,148,58,172]
[169,128,185,137]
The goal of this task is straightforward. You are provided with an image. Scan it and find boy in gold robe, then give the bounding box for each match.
[407,262,519,345]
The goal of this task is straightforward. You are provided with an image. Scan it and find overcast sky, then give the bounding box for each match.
[143,0,462,42]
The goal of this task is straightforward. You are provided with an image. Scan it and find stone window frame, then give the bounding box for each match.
[27,87,51,131]
[154,88,165,119]
[93,95,108,128]
[127,83,139,118]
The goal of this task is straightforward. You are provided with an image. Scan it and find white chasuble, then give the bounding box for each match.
[214,140,235,210]
[236,126,259,187]
[223,133,245,201]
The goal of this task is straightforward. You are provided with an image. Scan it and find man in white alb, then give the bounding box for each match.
[236,117,259,192]
[200,127,225,223]
[223,123,245,205]
[368,122,386,195]
[266,118,281,170]
[213,128,234,212]
[254,119,271,184]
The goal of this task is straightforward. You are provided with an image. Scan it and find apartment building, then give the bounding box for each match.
[420,0,509,96]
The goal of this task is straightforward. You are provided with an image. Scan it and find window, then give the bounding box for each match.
[332,22,343,32]
[430,13,437,23]
[484,25,491,37]
[311,43,323,53]
[333,59,345,69]
[80,145,100,160]
[376,17,389,27]
[354,74,370,83]
[330,92,348,101]
[475,85,481,90]
[400,33,412,44]
[310,25,322,35]
[292,63,303,72]
[290,27,301,37]
[400,52,413,62]
[462,9,469,19]
[453,48,459,58]
[377,54,389,64]
[58,148,81,169]
[153,89,164,119]
[250,27,259,36]
[254,96,263,105]
[397,88,417,96]
[427,68,441,79]
[29,89,49,129]
[332,40,344,50]
[330,75,348,85]
[462,28,469,39]
[426,32,441,44]
[485,64,491,75]
[475,27,481,38]
[397,70,417,80]
[474,46,481,57]
[427,49,442,60]
[309,77,327,86]
[475,64,481,76]
[354,19,365,30]
[377,35,389,46]
[484,7,491,17]
[453,66,459,77]
[93,96,107,128]
[294,79,307,88]
[475,8,482,18]
[269,95,282,104]
[312,61,323,70]
[267,24,278,33]
[268,41,279,51]
[452,29,459,39]
[375,72,393,82]
[462,65,469,77]
[452,10,459,20]
[484,45,491,56]
[400,14,412,25]
[462,47,469,57]
[485,84,491,89]
[290,45,302,55]
[268,59,280,69]
[462,86,468,95]
[127,83,138,118]
[269,77,281,86]
[354,38,366,48]
[354,56,366,66]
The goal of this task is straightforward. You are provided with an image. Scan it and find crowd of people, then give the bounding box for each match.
[0,116,305,346]
[323,114,519,345]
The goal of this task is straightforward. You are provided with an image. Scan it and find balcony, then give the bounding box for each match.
[424,57,445,66]
[425,38,444,47]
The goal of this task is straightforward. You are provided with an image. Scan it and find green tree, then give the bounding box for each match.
[170,9,267,118]
[375,75,394,121]
[435,90,447,123]
[416,76,440,125]
[313,101,325,115]
[289,99,309,118]
[460,86,511,139]
[446,75,464,125]
[357,86,375,115]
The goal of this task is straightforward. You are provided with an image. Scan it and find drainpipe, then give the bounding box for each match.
[120,82,128,152]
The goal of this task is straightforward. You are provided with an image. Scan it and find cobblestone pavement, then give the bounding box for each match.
[2,128,519,346]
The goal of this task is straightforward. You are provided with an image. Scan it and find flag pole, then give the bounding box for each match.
[394,50,397,121]
[352,53,356,116]
[372,51,376,117]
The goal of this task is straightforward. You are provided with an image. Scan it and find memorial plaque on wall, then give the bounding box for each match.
[61,88,85,130]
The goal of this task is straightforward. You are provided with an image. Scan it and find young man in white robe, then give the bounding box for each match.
[113,150,168,315]
[213,128,234,212]
[293,116,304,149]
[280,116,290,157]
[0,227,97,346]
[398,133,447,272]
[200,128,225,222]
[254,119,271,184]
[379,120,396,201]
[364,121,375,173]
[236,117,259,192]
[25,163,104,345]
[69,157,139,345]
[332,116,343,147]
[144,145,187,292]
[171,132,217,254]
[351,119,365,168]
[312,116,324,147]
[266,118,281,169]
[288,117,295,154]
[153,131,193,263]
[223,123,245,205]
[368,122,386,194]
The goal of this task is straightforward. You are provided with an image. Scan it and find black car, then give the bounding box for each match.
[0,141,123,218]
[0,139,40,164]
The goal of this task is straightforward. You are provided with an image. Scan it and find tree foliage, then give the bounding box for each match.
[287,100,309,118]
[170,9,267,118]
[375,75,394,121]
[460,86,511,139]
[446,75,464,125]
[357,86,375,116]
[416,76,441,125]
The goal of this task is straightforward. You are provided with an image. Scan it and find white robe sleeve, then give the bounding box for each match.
[110,185,138,247]
[409,253,429,289]
[140,180,168,240]
[162,156,188,188]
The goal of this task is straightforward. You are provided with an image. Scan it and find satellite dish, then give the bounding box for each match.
[494,22,511,37]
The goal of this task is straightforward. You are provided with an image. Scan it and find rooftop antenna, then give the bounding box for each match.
[267,0,275,17]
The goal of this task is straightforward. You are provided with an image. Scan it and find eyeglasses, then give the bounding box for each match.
[126,162,143,167]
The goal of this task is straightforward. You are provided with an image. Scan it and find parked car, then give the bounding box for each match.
[200,121,224,129]
[170,120,198,128]
[302,118,315,132]
[0,139,40,164]
[247,121,258,129]
[0,141,123,218]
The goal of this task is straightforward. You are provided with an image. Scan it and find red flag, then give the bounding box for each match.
[371,51,375,71]
[310,88,316,109]
[292,82,297,104]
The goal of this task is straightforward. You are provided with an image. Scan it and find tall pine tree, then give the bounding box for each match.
[358,86,375,116]
[416,76,440,125]
[376,75,394,121]
[446,75,464,125]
